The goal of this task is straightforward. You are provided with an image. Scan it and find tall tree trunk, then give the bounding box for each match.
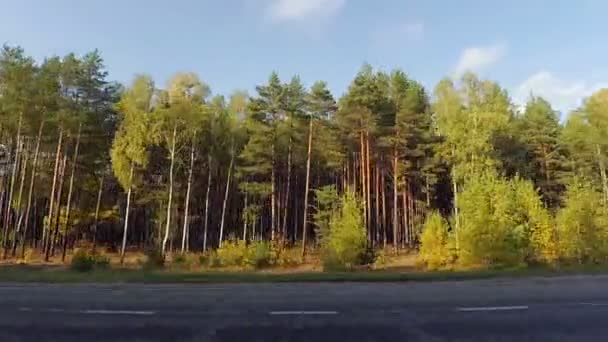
[282,137,292,238]
[181,140,195,254]
[47,154,67,260]
[596,144,608,206]
[120,165,134,264]
[3,115,22,254]
[62,124,81,262]
[92,175,104,252]
[162,124,177,255]
[20,122,43,258]
[381,173,387,249]
[402,190,408,248]
[452,174,459,251]
[202,154,212,252]
[218,142,234,248]
[403,179,411,246]
[375,165,380,246]
[301,118,313,259]
[392,149,398,252]
[271,146,276,241]
[425,175,431,208]
[44,128,63,253]
[360,131,367,228]
[365,130,372,243]
[242,194,248,241]
[7,146,28,257]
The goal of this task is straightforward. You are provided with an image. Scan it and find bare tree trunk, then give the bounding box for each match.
[181,140,195,254]
[374,164,380,246]
[402,190,408,248]
[202,154,212,252]
[271,144,276,241]
[242,194,248,241]
[44,128,63,253]
[360,131,367,229]
[596,144,608,206]
[392,149,398,252]
[301,118,313,259]
[381,173,387,249]
[20,122,43,258]
[282,138,292,238]
[218,142,234,248]
[425,175,431,208]
[3,115,22,254]
[62,124,81,262]
[92,175,103,252]
[365,130,372,243]
[402,179,410,246]
[120,165,134,264]
[162,124,177,255]
[452,173,459,251]
[6,146,28,258]
[47,154,67,260]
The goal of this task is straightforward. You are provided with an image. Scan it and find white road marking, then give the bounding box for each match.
[456,305,529,312]
[80,309,156,315]
[269,311,338,315]
[579,302,608,306]
[18,307,31,312]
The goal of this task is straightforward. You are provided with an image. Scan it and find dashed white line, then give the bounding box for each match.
[269,311,338,315]
[80,310,156,316]
[456,305,529,312]
[579,302,608,306]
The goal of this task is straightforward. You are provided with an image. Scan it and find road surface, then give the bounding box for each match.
[1,275,608,341]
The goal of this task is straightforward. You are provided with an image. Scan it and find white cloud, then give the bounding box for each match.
[514,71,608,114]
[266,0,346,22]
[452,43,506,77]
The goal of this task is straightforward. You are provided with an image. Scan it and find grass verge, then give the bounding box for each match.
[1,264,608,284]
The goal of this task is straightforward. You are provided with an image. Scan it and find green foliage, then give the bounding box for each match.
[313,185,340,243]
[70,249,110,272]
[516,96,568,207]
[321,192,367,270]
[457,173,551,267]
[216,240,272,269]
[419,211,453,270]
[556,179,608,263]
[143,248,165,269]
[70,249,96,272]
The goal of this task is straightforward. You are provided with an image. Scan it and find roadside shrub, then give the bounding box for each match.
[249,241,272,269]
[513,179,558,264]
[201,251,221,268]
[372,249,388,270]
[357,246,376,266]
[173,254,186,264]
[273,244,300,267]
[143,248,165,269]
[93,253,111,270]
[321,192,367,270]
[216,240,249,267]
[556,180,608,264]
[457,173,537,267]
[419,211,452,270]
[70,249,96,272]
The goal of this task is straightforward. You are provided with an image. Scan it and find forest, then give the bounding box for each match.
[1,44,608,271]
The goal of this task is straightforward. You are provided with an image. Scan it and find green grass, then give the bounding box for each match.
[1,264,608,284]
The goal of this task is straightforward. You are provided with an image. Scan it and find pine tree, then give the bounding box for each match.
[517,96,567,207]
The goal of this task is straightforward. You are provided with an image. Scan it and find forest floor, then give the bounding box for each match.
[0,248,607,283]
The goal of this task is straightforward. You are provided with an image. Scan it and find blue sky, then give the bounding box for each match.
[2,0,607,113]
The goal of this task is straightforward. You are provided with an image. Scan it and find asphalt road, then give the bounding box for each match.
[1,275,608,341]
